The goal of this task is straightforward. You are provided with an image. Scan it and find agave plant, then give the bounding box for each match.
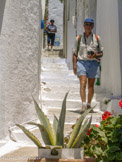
[16,92,93,150]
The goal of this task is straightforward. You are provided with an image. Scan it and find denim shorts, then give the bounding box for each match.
[77,60,100,78]
[48,33,55,46]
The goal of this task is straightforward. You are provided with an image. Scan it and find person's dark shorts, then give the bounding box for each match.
[48,33,55,46]
[77,60,100,78]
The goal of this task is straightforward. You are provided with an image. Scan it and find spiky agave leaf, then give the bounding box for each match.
[33,98,55,145]
[71,116,92,148]
[67,106,95,148]
[56,92,69,147]
[53,115,58,145]
[16,124,42,148]
[27,122,52,145]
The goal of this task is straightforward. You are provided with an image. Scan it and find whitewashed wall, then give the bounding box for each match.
[96,0,122,96]
[48,0,63,46]
[0,0,42,139]
[66,0,97,69]
[66,0,76,69]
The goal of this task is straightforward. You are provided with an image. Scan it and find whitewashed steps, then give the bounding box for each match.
[41,54,103,127]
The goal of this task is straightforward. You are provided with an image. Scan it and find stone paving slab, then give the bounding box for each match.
[0,147,37,162]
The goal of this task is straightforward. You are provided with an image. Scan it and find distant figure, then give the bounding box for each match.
[46,19,57,51]
[72,18,104,112]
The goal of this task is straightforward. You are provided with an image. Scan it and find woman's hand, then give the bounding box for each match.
[87,53,96,59]
[88,52,103,59]
[72,53,77,75]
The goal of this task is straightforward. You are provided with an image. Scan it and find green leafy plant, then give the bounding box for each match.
[16,92,93,151]
[59,0,64,3]
[82,112,122,162]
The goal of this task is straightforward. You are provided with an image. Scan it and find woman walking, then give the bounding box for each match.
[72,18,103,112]
[46,19,57,51]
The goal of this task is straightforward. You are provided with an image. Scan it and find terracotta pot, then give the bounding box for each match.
[28,157,95,162]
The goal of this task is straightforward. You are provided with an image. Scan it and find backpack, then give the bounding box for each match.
[76,34,99,55]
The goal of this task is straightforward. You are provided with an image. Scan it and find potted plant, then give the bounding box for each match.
[82,109,122,161]
[16,92,94,160]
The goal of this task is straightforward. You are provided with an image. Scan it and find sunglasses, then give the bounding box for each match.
[84,23,93,26]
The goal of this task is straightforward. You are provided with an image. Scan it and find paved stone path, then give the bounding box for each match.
[0,49,107,161]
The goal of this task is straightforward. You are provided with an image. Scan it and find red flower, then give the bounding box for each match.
[87,128,91,135]
[117,98,120,100]
[102,111,112,120]
[95,124,99,128]
[119,100,122,108]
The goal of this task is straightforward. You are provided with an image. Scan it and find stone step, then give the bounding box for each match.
[41,84,80,93]
[41,92,96,101]
[41,71,76,79]
[41,81,80,88]
[42,57,66,64]
[41,63,68,69]
[41,78,79,84]
[10,110,102,144]
[41,76,78,82]
[41,68,69,72]
[42,100,100,110]
[11,123,73,144]
[46,109,102,125]
[10,118,78,144]
[42,50,63,57]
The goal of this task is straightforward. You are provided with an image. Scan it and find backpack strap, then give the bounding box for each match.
[95,34,100,50]
[76,34,82,55]
[95,34,102,61]
[95,34,99,41]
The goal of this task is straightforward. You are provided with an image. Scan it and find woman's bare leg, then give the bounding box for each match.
[88,78,95,107]
[79,75,87,110]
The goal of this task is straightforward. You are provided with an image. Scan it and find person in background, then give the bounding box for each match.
[72,18,103,112]
[46,19,57,51]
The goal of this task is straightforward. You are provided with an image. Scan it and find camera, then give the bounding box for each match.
[87,51,94,55]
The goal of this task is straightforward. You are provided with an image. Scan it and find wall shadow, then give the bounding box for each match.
[0,0,6,34]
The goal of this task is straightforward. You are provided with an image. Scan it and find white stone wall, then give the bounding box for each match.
[48,0,63,46]
[66,0,76,69]
[66,0,97,69]
[0,0,42,139]
[96,0,122,96]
